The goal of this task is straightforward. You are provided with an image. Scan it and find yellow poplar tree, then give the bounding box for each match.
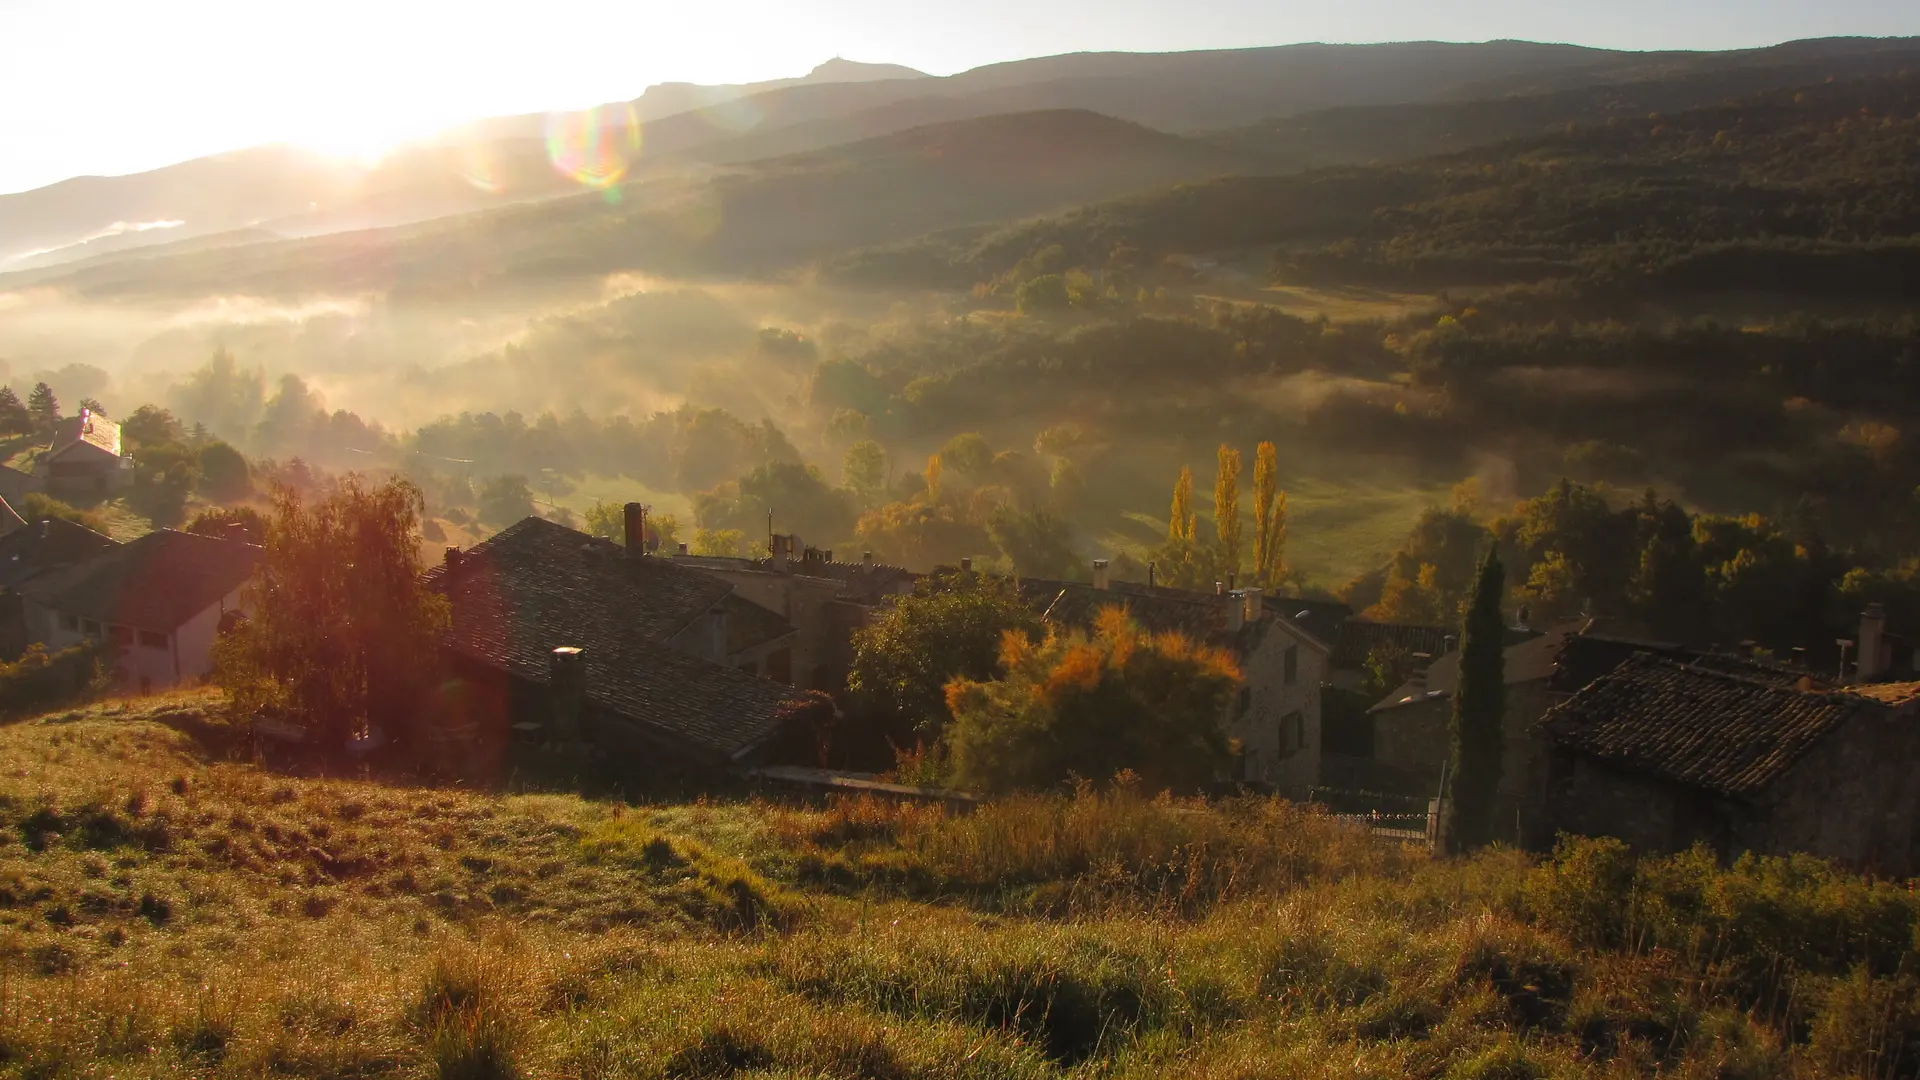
[1215,445,1242,578]
[925,453,943,503]
[1252,441,1288,586]
[1168,465,1196,542]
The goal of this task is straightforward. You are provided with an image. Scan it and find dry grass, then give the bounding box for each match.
[0,694,1915,1078]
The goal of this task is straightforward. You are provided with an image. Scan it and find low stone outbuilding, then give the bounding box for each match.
[1536,654,1920,874]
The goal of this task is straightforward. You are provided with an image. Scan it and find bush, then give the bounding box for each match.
[0,641,110,718]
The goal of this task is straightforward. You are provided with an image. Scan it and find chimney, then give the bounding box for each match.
[1147,562,1156,588]
[1092,559,1110,591]
[1243,586,1262,622]
[1859,603,1888,681]
[676,542,688,555]
[961,557,972,572]
[1410,651,1434,691]
[1443,634,1457,655]
[1227,572,1237,591]
[1215,581,1225,596]
[623,502,647,555]
[549,647,586,743]
[862,550,874,568]
[443,547,462,574]
[1226,592,1245,633]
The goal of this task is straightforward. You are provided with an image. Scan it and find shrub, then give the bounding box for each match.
[0,640,110,718]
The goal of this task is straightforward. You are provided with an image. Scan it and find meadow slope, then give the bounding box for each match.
[0,694,1916,1077]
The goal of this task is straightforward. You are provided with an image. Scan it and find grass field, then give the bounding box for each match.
[1,693,1916,1077]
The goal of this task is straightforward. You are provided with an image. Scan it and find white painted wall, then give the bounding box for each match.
[24,584,247,691]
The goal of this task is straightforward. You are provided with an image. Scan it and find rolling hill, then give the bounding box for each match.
[2,110,1245,299]
[14,37,1916,278]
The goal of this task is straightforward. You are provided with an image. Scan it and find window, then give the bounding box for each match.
[82,619,101,637]
[1284,645,1299,685]
[139,630,169,650]
[60,614,79,633]
[1279,711,1306,755]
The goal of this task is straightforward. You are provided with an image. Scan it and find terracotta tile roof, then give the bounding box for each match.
[1539,653,1867,798]
[0,517,119,591]
[46,413,121,460]
[19,529,259,631]
[1843,681,1920,705]
[1332,620,1451,670]
[1040,581,1224,640]
[435,517,828,761]
[1551,633,1820,694]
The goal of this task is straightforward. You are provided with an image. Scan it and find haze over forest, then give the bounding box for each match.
[5,31,1920,639]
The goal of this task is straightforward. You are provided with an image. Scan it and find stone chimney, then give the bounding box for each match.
[862,550,874,568]
[960,557,972,572]
[1215,581,1225,596]
[1859,603,1888,681]
[1092,559,1110,591]
[549,647,586,743]
[677,542,688,555]
[443,547,462,574]
[1226,591,1245,633]
[1409,651,1433,691]
[1243,587,1262,622]
[623,502,647,555]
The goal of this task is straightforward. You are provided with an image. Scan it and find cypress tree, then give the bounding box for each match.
[1447,543,1506,853]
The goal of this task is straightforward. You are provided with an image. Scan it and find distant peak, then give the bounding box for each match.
[806,58,929,83]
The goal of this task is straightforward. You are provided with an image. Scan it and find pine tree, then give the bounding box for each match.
[1168,465,1195,542]
[26,383,58,434]
[0,387,29,436]
[1215,445,1242,579]
[1446,543,1506,853]
[1252,441,1287,586]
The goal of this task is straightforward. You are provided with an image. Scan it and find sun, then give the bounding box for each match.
[285,120,418,168]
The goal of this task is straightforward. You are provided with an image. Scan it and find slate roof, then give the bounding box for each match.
[0,517,120,591]
[46,413,122,460]
[1332,620,1452,670]
[435,517,828,761]
[20,529,260,631]
[1539,653,1868,798]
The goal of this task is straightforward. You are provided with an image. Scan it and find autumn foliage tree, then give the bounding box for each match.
[847,570,1041,749]
[214,477,449,764]
[1251,441,1287,586]
[946,608,1241,793]
[1215,445,1242,579]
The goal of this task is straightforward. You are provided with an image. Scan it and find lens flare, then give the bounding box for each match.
[545,104,643,192]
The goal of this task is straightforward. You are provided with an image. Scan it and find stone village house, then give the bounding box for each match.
[428,513,835,778]
[1536,653,1920,874]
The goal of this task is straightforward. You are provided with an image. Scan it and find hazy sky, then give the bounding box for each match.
[2,0,1916,195]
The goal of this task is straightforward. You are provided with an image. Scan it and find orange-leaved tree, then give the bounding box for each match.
[945,607,1240,794]
[215,477,448,763]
